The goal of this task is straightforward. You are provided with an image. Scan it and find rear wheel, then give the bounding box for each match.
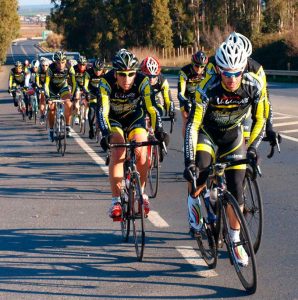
[120,187,130,242]
[147,145,159,198]
[222,191,257,294]
[243,168,263,253]
[130,174,145,261]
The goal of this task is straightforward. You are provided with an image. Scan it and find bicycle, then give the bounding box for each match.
[79,93,89,135]
[145,116,171,198]
[192,158,258,294]
[51,97,66,156]
[109,139,161,261]
[12,87,26,121]
[26,88,39,124]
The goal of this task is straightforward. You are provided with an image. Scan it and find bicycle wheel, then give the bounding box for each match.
[59,115,66,156]
[222,191,257,294]
[54,117,61,153]
[130,174,145,261]
[120,187,130,242]
[243,168,263,253]
[147,144,159,198]
[196,195,218,269]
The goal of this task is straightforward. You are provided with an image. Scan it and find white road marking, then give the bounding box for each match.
[273,121,298,127]
[176,246,218,278]
[70,129,170,228]
[274,116,294,120]
[280,134,298,143]
[280,129,298,133]
[147,211,170,227]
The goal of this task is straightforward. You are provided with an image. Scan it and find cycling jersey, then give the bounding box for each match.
[185,71,266,165]
[74,65,90,91]
[8,68,26,89]
[36,69,47,87]
[44,63,76,97]
[86,68,107,101]
[150,73,174,115]
[178,63,204,109]
[25,67,38,88]
[97,70,163,137]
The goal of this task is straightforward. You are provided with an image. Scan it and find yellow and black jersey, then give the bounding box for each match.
[74,65,90,89]
[87,68,107,90]
[97,70,162,136]
[185,72,266,164]
[8,68,26,88]
[178,63,204,108]
[36,69,47,87]
[151,73,173,113]
[45,62,76,96]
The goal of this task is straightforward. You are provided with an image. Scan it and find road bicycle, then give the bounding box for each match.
[78,93,89,135]
[192,158,258,294]
[26,87,39,124]
[12,87,26,121]
[145,116,172,198]
[109,139,161,261]
[51,97,66,156]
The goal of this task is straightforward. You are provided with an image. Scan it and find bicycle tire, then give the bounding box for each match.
[130,174,145,261]
[120,187,130,242]
[54,117,61,153]
[59,115,66,156]
[147,144,159,198]
[243,168,263,253]
[196,195,218,269]
[222,191,257,294]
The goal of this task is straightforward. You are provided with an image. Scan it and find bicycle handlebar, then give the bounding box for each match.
[109,139,161,149]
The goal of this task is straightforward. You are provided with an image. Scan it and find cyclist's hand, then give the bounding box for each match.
[247,146,258,162]
[8,89,11,94]
[183,101,192,114]
[183,163,198,182]
[85,93,91,101]
[169,109,176,121]
[266,129,282,146]
[100,135,110,152]
[155,130,169,147]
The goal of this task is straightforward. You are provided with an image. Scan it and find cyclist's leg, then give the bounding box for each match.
[11,84,18,106]
[39,92,46,120]
[60,86,72,135]
[88,100,96,138]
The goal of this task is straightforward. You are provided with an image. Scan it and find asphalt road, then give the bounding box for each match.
[0,40,297,300]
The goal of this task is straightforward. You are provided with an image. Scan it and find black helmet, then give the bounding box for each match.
[78,55,87,65]
[191,51,208,66]
[53,51,67,62]
[15,61,23,67]
[93,57,105,70]
[112,49,139,70]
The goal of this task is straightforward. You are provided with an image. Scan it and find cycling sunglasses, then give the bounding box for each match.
[193,63,206,68]
[148,74,157,79]
[219,68,242,78]
[117,71,136,77]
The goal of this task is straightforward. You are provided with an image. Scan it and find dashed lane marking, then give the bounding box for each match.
[147,211,170,227]
[273,121,298,127]
[176,246,218,278]
[280,129,298,133]
[280,134,298,143]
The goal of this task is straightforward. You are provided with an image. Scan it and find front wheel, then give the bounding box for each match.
[120,187,130,242]
[243,168,263,253]
[222,191,257,294]
[147,144,160,198]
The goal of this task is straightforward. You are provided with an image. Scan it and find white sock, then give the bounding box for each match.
[230,229,240,242]
[112,196,121,205]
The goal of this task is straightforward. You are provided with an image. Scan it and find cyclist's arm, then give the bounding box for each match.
[69,66,77,96]
[141,77,163,132]
[161,78,173,114]
[83,72,90,94]
[44,69,51,98]
[247,74,266,149]
[97,78,111,136]
[178,70,188,110]
[184,86,208,165]
[8,71,14,90]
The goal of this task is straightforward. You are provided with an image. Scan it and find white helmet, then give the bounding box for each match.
[215,41,248,70]
[31,60,40,68]
[225,32,252,57]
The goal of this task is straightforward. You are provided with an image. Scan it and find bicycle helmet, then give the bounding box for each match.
[53,50,67,62]
[31,60,40,68]
[93,57,105,70]
[191,51,208,66]
[78,56,87,65]
[215,41,247,70]
[140,56,161,76]
[112,49,139,70]
[225,32,252,57]
[15,61,23,67]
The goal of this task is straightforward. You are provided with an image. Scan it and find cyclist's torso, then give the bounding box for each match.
[74,65,89,88]
[47,63,74,88]
[87,68,105,90]
[9,68,26,86]
[38,69,47,85]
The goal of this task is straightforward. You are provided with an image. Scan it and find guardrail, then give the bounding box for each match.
[161,66,298,77]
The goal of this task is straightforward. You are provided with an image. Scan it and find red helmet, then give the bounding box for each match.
[141,56,161,76]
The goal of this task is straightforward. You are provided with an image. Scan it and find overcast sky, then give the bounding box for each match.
[19,0,52,5]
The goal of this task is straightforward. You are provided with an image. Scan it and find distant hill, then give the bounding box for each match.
[19,4,53,16]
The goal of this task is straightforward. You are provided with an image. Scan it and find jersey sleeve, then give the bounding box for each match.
[97,78,111,136]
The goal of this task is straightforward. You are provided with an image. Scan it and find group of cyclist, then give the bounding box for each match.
[8,31,280,267]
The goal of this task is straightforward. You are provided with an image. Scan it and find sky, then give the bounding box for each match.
[19,0,52,5]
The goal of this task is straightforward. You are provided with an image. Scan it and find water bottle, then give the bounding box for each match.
[204,189,217,223]
[210,186,218,207]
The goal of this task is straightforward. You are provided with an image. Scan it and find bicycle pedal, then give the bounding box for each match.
[112,217,123,222]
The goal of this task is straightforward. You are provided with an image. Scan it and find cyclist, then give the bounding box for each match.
[8,61,27,107]
[36,58,51,124]
[202,32,280,148]
[178,51,208,137]
[140,56,176,120]
[23,59,31,72]
[44,50,76,141]
[184,40,266,266]
[97,49,168,219]
[24,59,40,119]
[73,55,89,125]
[86,57,106,139]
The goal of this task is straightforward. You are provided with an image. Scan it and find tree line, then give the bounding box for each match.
[0,0,20,64]
[47,0,297,59]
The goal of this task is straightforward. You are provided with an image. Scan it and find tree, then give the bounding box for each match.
[151,0,173,48]
[0,0,20,64]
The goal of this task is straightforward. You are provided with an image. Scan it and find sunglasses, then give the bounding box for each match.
[148,74,157,79]
[193,63,206,68]
[117,71,136,77]
[219,68,242,78]
[42,64,49,67]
